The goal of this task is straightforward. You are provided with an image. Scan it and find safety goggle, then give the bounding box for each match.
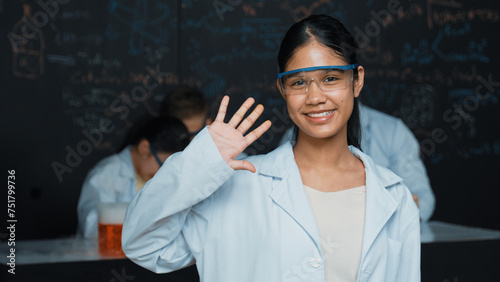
[277,64,358,96]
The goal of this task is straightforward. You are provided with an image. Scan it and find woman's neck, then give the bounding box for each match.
[292,130,365,192]
[293,130,355,169]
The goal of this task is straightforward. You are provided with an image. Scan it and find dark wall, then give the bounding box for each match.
[1,0,499,239]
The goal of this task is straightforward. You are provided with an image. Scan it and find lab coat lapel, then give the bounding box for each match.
[350,147,400,259]
[260,143,322,249]
[361,168,398,258]
[260,144,402,258]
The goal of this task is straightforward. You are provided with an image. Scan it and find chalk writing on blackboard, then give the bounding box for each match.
[54,32,105,46]
[394,2,424,22]
[46,54,75,66]
[361,35,394,65]
[432,28,489,63]
[365,67,465,86]
[9,3,45,79]
[456,140,500,159]
[448,88,499,106]
[106,0,171,55]
[401,39,435,66]
[401,84,437,128]
[286,0,347,22]
[427,0,500,29]
[361,82,406,110]
[57,9,90,20]
[68,68,180,87]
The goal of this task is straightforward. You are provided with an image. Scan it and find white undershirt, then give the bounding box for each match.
[304,185,366,282]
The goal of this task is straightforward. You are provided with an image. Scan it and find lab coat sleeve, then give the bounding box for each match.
[390,120,435,222]
[77,175,100,238]
[122,128,235,273]
[77,164,121,238]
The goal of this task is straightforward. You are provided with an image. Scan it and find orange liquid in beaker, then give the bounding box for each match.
[98,223,124,257]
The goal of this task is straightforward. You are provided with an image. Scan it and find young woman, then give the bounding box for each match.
[122,15,420,281]
[77,115,190,238]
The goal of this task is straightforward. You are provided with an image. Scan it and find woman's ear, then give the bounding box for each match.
[136,139,151,156]
[277,79,286,99]
[353,66,365,98]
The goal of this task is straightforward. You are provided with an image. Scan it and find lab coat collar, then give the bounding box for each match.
[259,141,401,186]
[349,146,401,259]
[260,142,402,259]
[261,142,322,251]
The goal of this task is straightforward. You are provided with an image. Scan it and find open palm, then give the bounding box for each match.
[208,96,272,172]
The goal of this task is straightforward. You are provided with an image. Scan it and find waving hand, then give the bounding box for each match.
[208,96,272,172]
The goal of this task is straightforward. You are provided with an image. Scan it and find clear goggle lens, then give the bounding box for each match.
[277,64,358,96]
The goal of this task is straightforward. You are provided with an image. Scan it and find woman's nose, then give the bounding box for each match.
[305,78,327,104]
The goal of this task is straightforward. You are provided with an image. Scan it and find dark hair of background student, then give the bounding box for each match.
[159,86,208,119]
[118,115,190,153]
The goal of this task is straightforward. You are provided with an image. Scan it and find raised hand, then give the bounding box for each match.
[208,96,272,172]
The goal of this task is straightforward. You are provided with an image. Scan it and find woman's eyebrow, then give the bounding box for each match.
[285,72,306,78]
[323,68,344,73]
[284,67,345,78]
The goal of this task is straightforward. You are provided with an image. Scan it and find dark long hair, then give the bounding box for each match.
[118,115,190,153]
[277,14,362,149]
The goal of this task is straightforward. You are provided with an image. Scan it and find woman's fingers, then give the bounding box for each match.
[244,120,272,147]
[236,104,263,134]
[227,97,255,128]
[210,95,272,173]
[228,159,257,173]
[214,95,230,123]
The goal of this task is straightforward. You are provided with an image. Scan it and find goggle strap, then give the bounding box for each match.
[277,63,358,79]
[149,144,163,166]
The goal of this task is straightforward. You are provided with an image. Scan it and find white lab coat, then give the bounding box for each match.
[122,128,420,282]
[77,146,136,238]
[280,103,435,221]
[359,104,435,222]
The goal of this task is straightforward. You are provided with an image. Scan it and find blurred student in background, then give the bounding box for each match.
[160,86,212,140]
[280,102,435,221]
[77,115,190,238]
[358,102,435,221]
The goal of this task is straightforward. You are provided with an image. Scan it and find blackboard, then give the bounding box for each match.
[1,0,499,240]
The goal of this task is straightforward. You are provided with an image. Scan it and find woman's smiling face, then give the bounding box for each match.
[278,40,364,141]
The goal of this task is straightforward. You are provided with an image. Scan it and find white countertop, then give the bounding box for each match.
[1,237,124,265]
[2,221,500,265]
[420,221,500,243]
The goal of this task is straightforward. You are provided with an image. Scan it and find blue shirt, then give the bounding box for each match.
[77,147,136,238]
[279,103,435,221]
[122,128,420,281]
